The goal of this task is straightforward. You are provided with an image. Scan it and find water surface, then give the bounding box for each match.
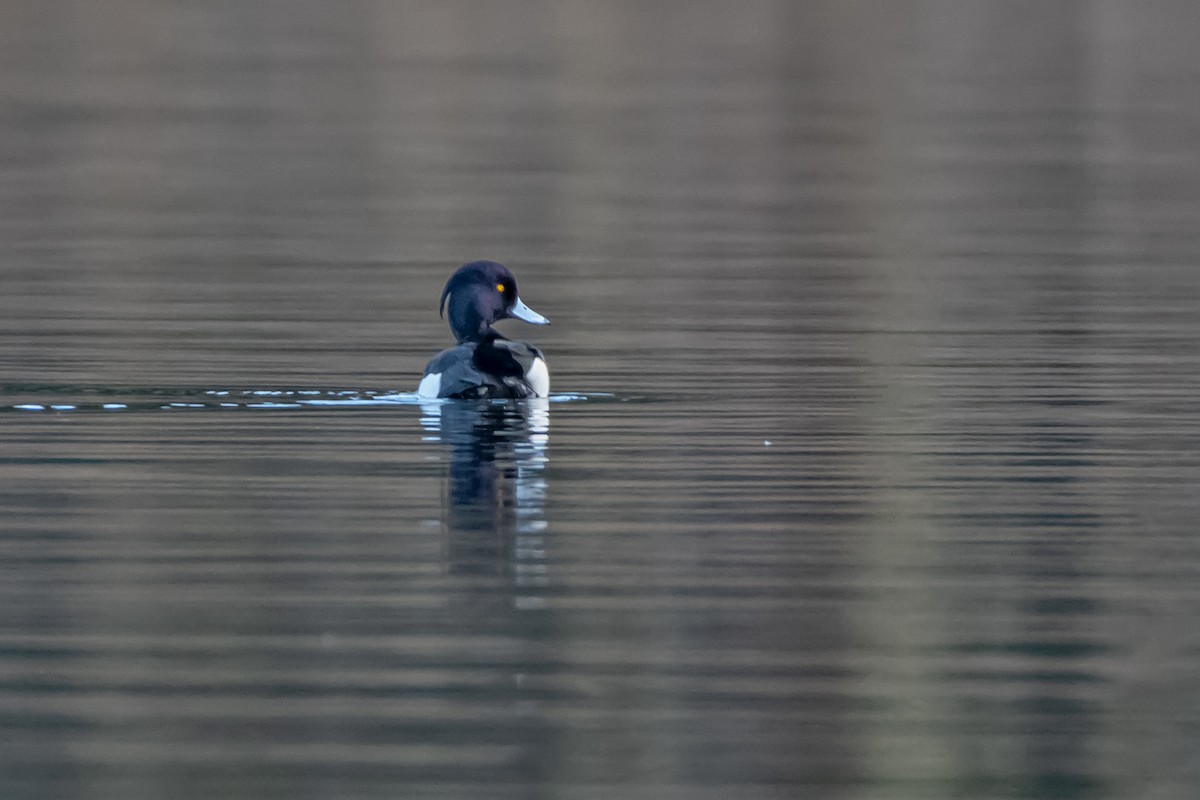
[2,2,1200,798]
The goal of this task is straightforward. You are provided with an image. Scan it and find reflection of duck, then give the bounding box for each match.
[420,399,549,575]
[418,261,551,399]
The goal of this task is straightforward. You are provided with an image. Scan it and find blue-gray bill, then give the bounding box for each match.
[510,297,550,325]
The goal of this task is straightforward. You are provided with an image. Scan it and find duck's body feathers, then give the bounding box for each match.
[420,336,547,399]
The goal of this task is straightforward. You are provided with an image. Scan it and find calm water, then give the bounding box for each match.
[2,2,1200,798]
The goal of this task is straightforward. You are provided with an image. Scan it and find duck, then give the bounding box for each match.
[417,261,551,399]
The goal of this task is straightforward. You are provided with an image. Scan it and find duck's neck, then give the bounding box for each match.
[452,321,497,344]
[447,292,488,343]
[450,312,502,344]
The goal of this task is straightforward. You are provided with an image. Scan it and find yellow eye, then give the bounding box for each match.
[496,283,506,293]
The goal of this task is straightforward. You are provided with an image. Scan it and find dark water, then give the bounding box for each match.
[3,2,1200,798]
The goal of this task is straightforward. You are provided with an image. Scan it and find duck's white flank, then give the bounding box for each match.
[417,372,441,398]
[527,357,550,397]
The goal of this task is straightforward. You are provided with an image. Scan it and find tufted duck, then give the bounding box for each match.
[417,261,550,399]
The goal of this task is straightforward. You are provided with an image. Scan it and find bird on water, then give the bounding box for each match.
[417,261,550,399]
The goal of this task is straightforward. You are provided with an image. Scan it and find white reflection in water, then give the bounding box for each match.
[419,399,550,600]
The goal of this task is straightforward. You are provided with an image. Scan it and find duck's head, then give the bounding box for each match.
[439,261,550,343]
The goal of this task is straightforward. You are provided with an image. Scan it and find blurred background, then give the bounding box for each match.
[1,1,1199,798]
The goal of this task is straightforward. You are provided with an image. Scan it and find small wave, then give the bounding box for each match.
[2,388,614,413]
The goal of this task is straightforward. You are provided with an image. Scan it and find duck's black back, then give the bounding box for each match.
[423,338,545,399]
